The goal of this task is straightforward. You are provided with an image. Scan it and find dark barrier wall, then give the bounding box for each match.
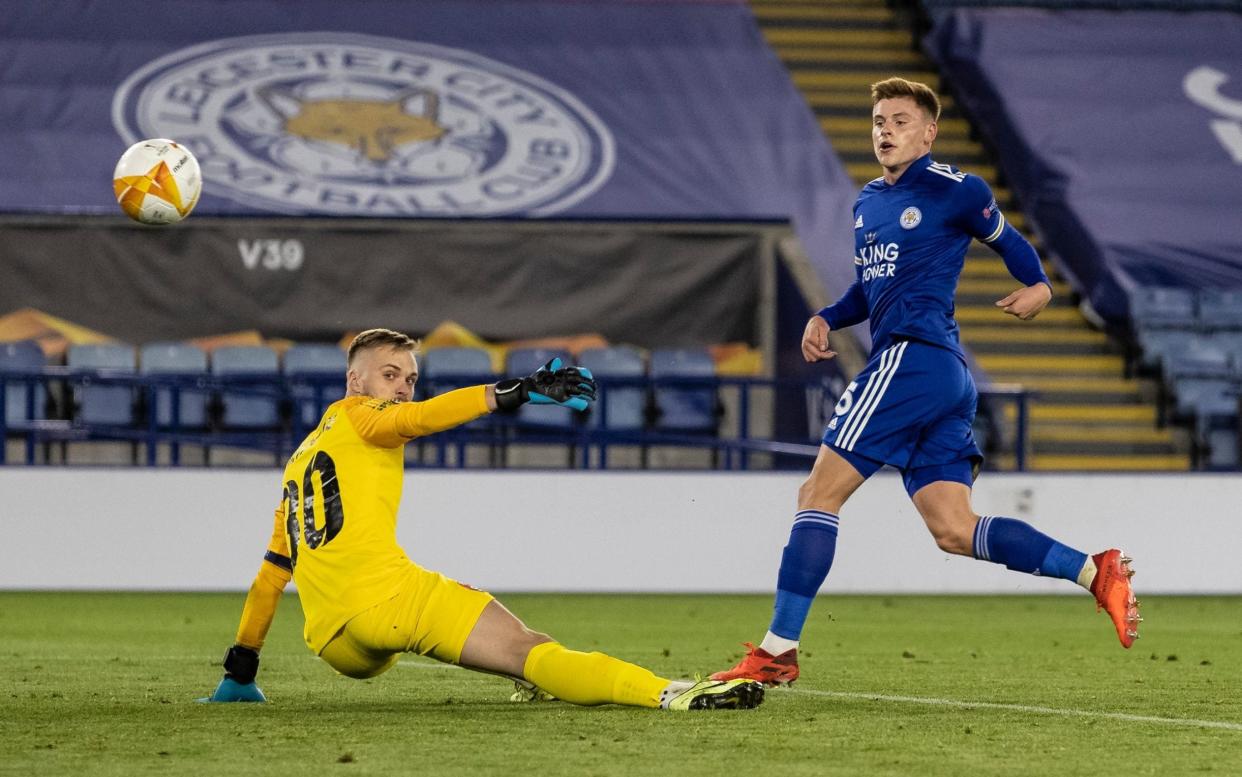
[925,9,1242,327]
[0,218,763,346]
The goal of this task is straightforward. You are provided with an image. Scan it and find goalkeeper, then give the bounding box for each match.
[204,328,762,712]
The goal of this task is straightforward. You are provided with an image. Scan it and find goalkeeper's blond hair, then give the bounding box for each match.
[347,329,418,366]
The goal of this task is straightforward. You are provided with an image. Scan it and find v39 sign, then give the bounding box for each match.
[238,238,305,271]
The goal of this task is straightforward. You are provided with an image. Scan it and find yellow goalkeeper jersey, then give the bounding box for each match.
[265,387,489,653]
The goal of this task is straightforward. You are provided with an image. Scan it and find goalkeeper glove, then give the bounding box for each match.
[494,358,597,412]
[198,645,266,703]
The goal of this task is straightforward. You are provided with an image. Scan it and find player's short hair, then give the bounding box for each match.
[871,77,941,122]
[347,328,418,365]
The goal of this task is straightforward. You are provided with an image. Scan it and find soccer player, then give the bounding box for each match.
[711,78,1141,686]
[204,328,763,711]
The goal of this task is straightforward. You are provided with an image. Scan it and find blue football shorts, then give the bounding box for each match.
[822,338,983,496]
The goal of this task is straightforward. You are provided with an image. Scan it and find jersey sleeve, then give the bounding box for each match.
[956,174,1007,243]
[956,174,1050,287]
[233,502,293,651]
[817,278,869,330]
[264,501,291,568]
[345,386,491,448]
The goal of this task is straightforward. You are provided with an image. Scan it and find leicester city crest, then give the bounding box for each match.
[899,206,922,230]
[112,33,615,217]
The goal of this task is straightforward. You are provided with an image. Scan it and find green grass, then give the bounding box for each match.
[1,592,1239,776]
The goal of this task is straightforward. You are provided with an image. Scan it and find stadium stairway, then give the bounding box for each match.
[752,0,1191,471]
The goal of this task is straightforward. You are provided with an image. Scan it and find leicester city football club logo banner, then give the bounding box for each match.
[111,32,615,217]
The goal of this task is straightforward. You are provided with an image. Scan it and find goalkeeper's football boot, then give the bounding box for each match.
[509,680,557,703]
[1090,548,1141,648]
[660,678,764,711]
[709,642,799,686]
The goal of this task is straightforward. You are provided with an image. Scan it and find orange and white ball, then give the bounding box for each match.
[112,139,202,225]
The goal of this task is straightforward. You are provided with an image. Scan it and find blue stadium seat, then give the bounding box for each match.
[1136,328,1198,371]
[67,343,136,426]
[0,339,46,428]
[1162,339,1230,384]
[140,343,209,428]
[1197,289,1242,331]
[578,346,647,431]
[420,347,494,395]
[213,346,280,429]
[1191,381,1241,470]
[1130,286,1196,330]
[1200,427,1239,470]
[1171,376,1234,421]
[650,348,718,434]
[504,347,575,429]
[1205,331,1242,373]
[283,344,345,429]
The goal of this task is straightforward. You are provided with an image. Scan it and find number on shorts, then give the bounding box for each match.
[833,380,859,418]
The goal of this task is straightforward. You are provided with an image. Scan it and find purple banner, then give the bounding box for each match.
[925,9,1242,326]
[0,0,855,295]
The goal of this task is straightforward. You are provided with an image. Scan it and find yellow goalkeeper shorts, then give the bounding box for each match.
[318,564,494,679]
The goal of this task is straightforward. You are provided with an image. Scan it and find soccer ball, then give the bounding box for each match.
[112,139,202,225]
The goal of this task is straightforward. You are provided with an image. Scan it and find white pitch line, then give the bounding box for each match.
[791,688,1242,732]
[398,663,1242,731]
[245,660,1239,731]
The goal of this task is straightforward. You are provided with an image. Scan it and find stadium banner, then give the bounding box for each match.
[2,469,1239,593]
[0,0,856,297]
[919,1,1240,10]
[924,9,1242,326]
[0,218,763,346]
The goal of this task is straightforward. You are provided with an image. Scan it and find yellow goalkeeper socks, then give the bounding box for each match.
[522,642,667,708]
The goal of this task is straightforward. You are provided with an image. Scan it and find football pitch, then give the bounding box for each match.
[2,592,1239,776]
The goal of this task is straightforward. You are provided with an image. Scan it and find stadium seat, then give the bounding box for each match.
[504,347,575,429]
[1190,379,1242,470]
[1200,427,1239,470]
[1161,339,1230,384]
[1130,286,1196,330]
[419,347,495,396]
[212,346,280,429]
[67,343,137,426]
[650,347,719,434]
[140,343,209,429]
[1135,328,1198,372]
[0,339,46,428]
[578,346,647,431]
[1171,376,1234,421]
[1205,331,1242,372]
[283,344,345,430]
[1197,289,1242,331]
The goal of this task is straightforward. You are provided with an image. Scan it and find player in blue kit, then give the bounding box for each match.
[712,77,1141,686]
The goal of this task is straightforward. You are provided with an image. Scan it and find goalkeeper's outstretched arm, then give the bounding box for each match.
[201,505,292,703]
[345,358,599,447]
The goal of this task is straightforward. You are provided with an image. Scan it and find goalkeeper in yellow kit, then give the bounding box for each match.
[203,329,763,711]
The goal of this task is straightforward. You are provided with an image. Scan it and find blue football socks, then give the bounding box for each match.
[972,515,1087,581]
[768,510,840,641]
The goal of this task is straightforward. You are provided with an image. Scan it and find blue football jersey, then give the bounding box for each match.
[824,154,1010,360]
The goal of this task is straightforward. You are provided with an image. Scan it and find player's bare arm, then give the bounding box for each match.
[996,281,1053,320]
[801,315,836,362]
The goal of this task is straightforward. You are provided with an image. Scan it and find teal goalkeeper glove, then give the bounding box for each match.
[494,358,597,412]
[197,645,266,703]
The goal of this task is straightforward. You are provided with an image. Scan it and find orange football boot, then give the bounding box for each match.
[1090,549,1142,648]
[710,642,800,686]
